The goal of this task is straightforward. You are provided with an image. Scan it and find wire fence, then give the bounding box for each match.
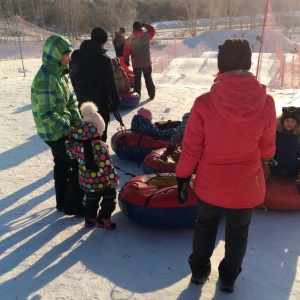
[1,11,300,89]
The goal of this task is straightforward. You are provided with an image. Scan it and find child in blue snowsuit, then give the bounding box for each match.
[131,107,176,139]
[270,106,300,177]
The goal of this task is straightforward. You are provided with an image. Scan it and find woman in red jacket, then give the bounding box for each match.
[175,39,276,292]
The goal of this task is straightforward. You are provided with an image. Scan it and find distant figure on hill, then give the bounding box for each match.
[113,27,126,57]
[123,21,156,100]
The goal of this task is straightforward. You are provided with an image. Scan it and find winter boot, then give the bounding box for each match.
[84,218,97,228]
[97,219,116,230]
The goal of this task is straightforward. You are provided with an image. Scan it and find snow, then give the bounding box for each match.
[1,26,300,300]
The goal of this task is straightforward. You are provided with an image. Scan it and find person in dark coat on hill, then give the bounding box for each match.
[70,27,121,142]
[123,21,156,100]
[113,27,126,57]
[270,107,300,177]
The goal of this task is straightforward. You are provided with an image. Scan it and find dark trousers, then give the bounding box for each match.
[133,65,155,99]
[45,138,84,211]
[189,198,254,284]
[85,188,117,220]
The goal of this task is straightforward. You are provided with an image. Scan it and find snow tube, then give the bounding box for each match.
[119,91,140,109]
[118,173,198,228]
[111,129,170,164]
[262,174,300,210]
[143,148,180,174]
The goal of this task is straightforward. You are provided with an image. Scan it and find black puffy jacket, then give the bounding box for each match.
[70,40,120,111]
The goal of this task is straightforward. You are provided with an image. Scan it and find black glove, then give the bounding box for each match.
[176,176,191,204]
[110,100,120,112]
[261,158,278,167]
[125,61,130,67]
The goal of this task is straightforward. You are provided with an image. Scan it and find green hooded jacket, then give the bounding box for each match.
[31,35,82,141]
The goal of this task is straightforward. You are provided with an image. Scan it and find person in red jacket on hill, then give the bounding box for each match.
[175,39,277,292]
[123,21,156,100]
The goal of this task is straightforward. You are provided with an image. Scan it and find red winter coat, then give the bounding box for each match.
[175,72,276,209]
[123,23,156,68]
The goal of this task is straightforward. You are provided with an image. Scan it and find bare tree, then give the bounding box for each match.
[88,0,137,37]
[173,0,201,36]
[52,0,88,39]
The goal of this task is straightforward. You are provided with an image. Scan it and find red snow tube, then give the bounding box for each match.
[118,173,197,228]
[111,129,170,164]
[261,173,300,210]
[119,91,140,109]
[143,148,180,174]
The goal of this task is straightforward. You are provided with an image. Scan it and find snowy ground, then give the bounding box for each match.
[1,29,300,300]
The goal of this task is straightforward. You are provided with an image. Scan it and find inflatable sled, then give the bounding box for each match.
[118,173,198,228]
[143,148,180,174]
[111,129,170,164]
[119,92,140,110]
[262,174,300,210]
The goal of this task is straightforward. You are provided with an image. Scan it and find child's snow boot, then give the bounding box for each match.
[97,219,116,230]
[84,218,97,227]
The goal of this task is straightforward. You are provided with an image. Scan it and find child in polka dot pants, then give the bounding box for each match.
[66,102,120,229]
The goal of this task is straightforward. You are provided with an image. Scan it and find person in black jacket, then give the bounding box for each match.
[70,27,121,142]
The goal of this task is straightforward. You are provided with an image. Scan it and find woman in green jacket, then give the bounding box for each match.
[31,34,84,215]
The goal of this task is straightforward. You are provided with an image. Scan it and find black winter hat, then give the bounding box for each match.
[218,38,252,73]
[280,106,300,124]
[91,27,108,44]
[133,21,142,30]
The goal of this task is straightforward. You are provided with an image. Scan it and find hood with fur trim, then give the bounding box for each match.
[276,117,300,134]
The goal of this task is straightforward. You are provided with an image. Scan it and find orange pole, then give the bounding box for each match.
[256,0,269,80]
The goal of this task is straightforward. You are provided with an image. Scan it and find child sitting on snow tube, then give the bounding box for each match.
[112,57,131,94]
[270,106,300,177]
[131,107,176,139]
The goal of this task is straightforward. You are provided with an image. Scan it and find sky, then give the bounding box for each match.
[0,25,300,300]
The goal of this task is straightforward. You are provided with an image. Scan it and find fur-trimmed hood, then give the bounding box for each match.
[276,117,300,134]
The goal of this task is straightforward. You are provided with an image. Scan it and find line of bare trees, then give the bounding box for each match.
[0,0,299,38]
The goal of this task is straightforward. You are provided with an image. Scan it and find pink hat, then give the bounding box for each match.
[137,107,152,121]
